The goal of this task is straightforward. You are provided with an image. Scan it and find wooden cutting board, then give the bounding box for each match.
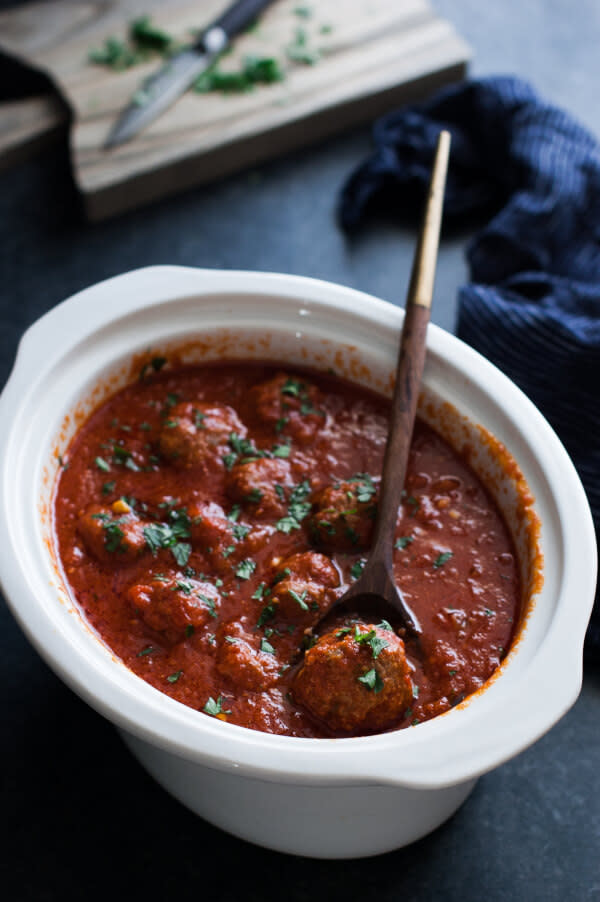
[0,0,469,220]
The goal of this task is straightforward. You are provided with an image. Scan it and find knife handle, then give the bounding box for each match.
[197,0,275,48]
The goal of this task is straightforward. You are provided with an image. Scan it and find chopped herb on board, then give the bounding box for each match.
[194,55,284,93]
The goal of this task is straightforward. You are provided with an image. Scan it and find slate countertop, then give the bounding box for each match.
[1,1,598,899]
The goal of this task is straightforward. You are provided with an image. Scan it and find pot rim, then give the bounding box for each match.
[0,265,595,789]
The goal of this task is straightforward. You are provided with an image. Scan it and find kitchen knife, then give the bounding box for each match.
[104,0,276,149]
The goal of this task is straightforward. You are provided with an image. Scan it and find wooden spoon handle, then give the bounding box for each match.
[371,129,451,562]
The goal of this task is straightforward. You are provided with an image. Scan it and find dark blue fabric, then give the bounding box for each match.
[339,76,600,658]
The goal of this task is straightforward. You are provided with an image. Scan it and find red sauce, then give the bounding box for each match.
[53,361,521,737]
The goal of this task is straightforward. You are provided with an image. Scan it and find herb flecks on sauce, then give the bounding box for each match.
[55,362,521,739]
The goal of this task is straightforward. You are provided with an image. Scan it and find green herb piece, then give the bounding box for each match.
[288,588,309,611]
[336,626,352,638]
[245,488,263,504]
[171,542,191,567]
[280,377,305,397]
[174,580,193,595]
[139,356,167,379]
[231,523,250,541]
[222,452,237,470]
[350,559,366,580]
[227,504,241,522]
[412,684,420,698]
[129,15,173,52]
[185,625,195,638]
[377,619,393,632]
[395,535,414,550]
[102,480,116,495]
[272,443,291,458]
[252,582,268,600]
[276,480,312,533]
[143,509,191,567]
[203,695,231,717]
[272,568,291,585]
[95,456,111,472]
[257,603,276,628]
[348,473,376,503]
[194,55,284,94]
[236,559,256,580]
[88,37,140,70]
[167,670,182,683]
[137,646,155,657]
[260,638,276,655]
[357,668,384,693]
[197,594,218,618]
[275,417,289,433]
[433,551,453,569]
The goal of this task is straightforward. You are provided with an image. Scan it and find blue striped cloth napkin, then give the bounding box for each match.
[338,76,600,658]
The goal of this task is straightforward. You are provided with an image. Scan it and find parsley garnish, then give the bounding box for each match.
[288,588,309,611]
[95,456,111,472]
[260,638,276,655]
[167,670,182,683]
[395,535,414,550]
[433,551,453,569]
[203,695,231,717]
[350,559,366,580]
[235,559,256,580]
[357,668,384,693]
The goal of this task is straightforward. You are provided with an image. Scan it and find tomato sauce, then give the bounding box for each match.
[54,361,520,737]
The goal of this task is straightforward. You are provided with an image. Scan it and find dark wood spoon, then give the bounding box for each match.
[317,129,451,639]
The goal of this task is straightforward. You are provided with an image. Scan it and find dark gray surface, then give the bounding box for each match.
[1,1,599,899]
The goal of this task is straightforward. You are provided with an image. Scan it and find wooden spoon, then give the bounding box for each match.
[318,129,451,638]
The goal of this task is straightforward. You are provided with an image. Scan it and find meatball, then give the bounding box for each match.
[225,457,292,519]
[158,402,245,469]
[269,552,339,625]
[127,575,220,643]
[188,500,255,572]
[216,621,280,691]
[309,475,379,552]
[249,372,325,443]
[77,502,146,564]
[292,623,413,733]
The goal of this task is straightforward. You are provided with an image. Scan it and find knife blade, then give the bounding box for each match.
[104,0,276,150]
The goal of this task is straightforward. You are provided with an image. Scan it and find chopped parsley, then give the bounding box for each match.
[203,695,231,717]
[195,55,284,94]
[288,588,309,611]
[276,480,312,533]
[143,508,192,566]
[348,473,376,503]
[95,456,111,472]
[433,551,454,569]
[350,559,366,580]
[357,668,384,693]
[167,670,183,683]
[257,603,276,627]
[235,559,256,580]
[260,638,276,655]
[395,535,414,550]
[197,594,218,619]
[353,626,389,659]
